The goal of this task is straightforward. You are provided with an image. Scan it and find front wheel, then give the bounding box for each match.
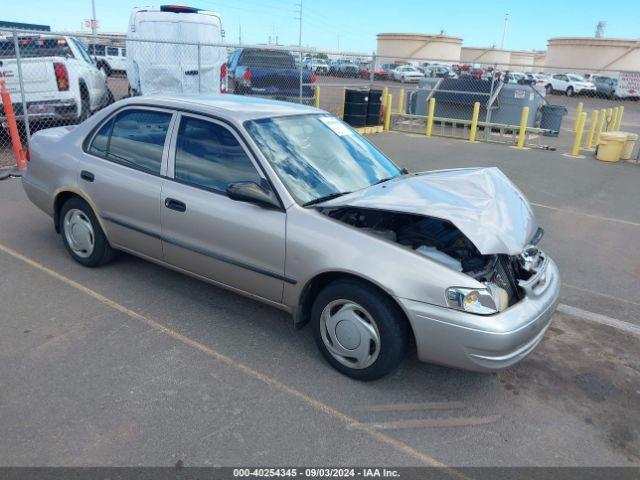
[311,279,410,381]
[60,197,116,267]
[566,86,574,97]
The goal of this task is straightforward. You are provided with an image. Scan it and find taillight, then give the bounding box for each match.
[25,148,30,162]
[53,62,69,91]
[243,70,251,81]
[220,63,227,93]
[311,73,317,84]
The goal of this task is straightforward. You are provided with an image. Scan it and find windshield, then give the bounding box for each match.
[568,74,586,82]
[245,114,401,205]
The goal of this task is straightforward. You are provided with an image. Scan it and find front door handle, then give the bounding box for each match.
[165,198,186,212]
[80,170,95,182]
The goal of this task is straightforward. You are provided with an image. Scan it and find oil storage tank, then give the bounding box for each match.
[376,33,462,65]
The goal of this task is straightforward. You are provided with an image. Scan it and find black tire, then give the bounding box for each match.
[311,279,410,381]
[98,62,111,77]
[59,197,116,267]
[566,86,574,97]
[78,84,90,121]
[545,84,553,94]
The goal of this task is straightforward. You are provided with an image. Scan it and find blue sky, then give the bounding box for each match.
[3,0,638,52]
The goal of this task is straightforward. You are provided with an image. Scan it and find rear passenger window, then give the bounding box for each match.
[107,47,118,56]
[88,109,172,175]
[174,117,261,192]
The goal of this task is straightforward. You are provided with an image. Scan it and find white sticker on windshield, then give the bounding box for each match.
[320,116,353,136]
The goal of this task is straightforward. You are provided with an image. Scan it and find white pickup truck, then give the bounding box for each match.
[0,34,112,123]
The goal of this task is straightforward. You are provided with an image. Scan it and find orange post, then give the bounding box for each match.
[1,80,27,171]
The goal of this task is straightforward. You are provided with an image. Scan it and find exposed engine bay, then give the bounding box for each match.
[322,207,543,307]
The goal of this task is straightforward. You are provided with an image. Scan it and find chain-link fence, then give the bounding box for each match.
[1,27,639,169]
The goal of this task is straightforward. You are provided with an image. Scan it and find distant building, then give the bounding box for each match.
[0,20,50,32]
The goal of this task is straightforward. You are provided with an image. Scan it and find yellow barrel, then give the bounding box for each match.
[596,132,627,162]
[619,132,638,160]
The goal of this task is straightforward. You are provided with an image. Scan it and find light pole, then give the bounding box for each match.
[500,13,509,49]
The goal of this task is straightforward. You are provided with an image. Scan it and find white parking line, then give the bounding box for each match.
[530,202,640,227]
[557,303,640,337]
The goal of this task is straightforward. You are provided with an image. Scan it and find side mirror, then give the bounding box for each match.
[226,181,280,209]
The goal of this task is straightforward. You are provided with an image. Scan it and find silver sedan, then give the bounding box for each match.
[22,95,559,380]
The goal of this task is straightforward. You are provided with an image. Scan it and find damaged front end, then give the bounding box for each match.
[320,206,546,312]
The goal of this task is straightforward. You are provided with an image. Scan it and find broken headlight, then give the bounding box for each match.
[446,285,508,315]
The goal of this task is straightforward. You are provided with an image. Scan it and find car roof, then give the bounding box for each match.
[118,94,320,122]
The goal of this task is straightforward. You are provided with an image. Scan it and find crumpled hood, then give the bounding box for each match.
[319,167,538,255]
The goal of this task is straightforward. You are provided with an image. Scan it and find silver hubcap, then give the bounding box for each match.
[63,209,95,258]
[319,300,381,369]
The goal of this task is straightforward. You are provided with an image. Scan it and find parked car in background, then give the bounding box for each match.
[227,48,316,103]
[392,65,424,83]
[359,65,389,80]
[23,95,559,380]
[126,5,227,96]
[545,73,596,96]
[329,59,360,77]
[303,58,329,75]
[88,44,126,76]
[422,64,457,79]
[0,34,112,123]
[503,72,530,84]
[591,75,638,100]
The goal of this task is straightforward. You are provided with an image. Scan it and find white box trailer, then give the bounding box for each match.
[126,5,227,96]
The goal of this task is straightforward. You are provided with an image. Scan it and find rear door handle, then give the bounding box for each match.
[80,170,94,182]
[164,198,186,212]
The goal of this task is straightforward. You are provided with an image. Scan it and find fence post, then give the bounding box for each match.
[340,87,346,119]
[12,29,31,148]
[197,43,202,94]
[369,52,376,88]
[584,110,598,150]
[484,64,497,141]
[298,51,303,103]
[614,106,624,131]
[570,111,587,156]
[425,97,435,137]
[314,86,320,109]
[469,101,480,143]
[573,102,583,132]
[384,94,392,131]
[594,108,606,145]
[516,106,529,148]
[397,88,405,114]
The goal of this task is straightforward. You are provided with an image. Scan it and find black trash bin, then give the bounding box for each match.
[343,89,368,127]
[366,89,383,126]
[540,104,568,137]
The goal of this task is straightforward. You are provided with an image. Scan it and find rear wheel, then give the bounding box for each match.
[545,84,553,94]
[60,197,116,267]
[311,279,409,381]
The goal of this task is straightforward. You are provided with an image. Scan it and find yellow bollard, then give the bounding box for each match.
[469,101,480,142]
[425,97,435,137]
[606,108,613,131]
[613,106,624,131]
[340,87,346,119]
[570,111,587,156]
[397,88,405,114]
[611,107,620,131]
[584,110,598,150]
[573,102,583,132]
[382,86,389,108]
[314,86,320,109]
[516,106,529,148]
[384,94,392,131]
[594,108,606,145]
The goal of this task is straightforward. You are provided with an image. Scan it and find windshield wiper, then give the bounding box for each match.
[303,191,351,207]
[373,177,395,185]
